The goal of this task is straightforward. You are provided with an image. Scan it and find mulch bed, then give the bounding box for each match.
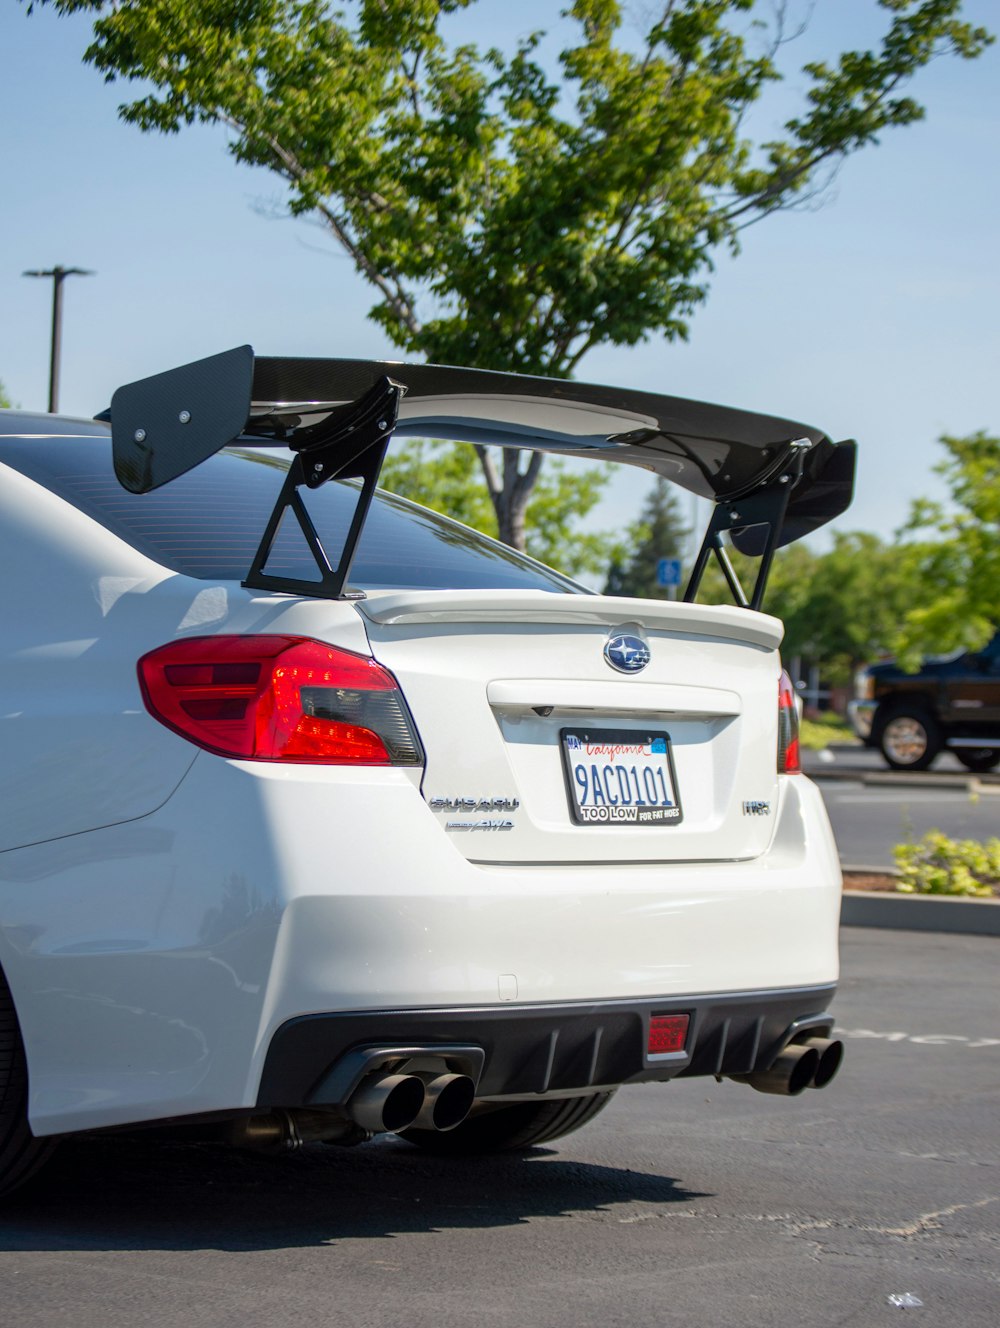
[842,872,900,892]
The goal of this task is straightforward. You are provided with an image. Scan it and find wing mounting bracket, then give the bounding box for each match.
[242,375,405,601]
[683,439,811,612]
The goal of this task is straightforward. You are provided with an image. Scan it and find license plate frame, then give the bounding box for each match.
[560,726,683,827]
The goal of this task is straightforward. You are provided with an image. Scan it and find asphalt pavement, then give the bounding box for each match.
[802,746,1000,871]
[1,928,997,1328]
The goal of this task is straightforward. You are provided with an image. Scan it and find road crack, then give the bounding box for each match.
[877,1195,999,1237]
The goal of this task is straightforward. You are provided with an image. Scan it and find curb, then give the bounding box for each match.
[971,779,1000,796]
[842,864,899,876]
[863,771,982,790]
[802,752,1000,790]
[806,766,980,790]
[841,890,1000,937]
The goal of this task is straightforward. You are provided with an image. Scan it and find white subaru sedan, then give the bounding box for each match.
[0,349,852,1195]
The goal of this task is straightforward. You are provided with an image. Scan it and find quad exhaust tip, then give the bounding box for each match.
[801,1035,844,1088]
[411,1072,477,1132]
[742,1043,819,1096]
[345,1068,478,1134]
[731,1036,844,1097]
[348,1072,427,1133]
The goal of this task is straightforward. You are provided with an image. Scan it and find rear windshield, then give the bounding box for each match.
[0,436,581,594]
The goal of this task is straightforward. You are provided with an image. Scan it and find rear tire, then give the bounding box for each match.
[954,748,1000,773]
[401,1091,617,1155]
[0,968,57,1198]
[876,708,942,771]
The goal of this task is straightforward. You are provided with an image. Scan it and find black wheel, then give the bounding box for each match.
[400,1091,617,1155]
[0,968,57,1198]
[954,748,1000,773]
[876,708,942,771]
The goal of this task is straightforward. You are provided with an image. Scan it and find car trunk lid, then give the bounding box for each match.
[354,591,784,865]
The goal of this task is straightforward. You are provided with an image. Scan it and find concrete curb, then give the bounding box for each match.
[842,865,899,877]
[864,772,985,791]
[802,750,1000,790]
[807,766,980,790]
[841,890,1000,937]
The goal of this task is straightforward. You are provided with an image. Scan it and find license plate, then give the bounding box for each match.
[560,727,683,827]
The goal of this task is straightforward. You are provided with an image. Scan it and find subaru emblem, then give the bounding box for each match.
[604,631,651,674]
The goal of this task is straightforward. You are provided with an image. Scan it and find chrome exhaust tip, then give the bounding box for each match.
[411,1073,477,1132]
[348,1072,426,1133]
[800,1037,844,1089]
[734,1043,820,1097]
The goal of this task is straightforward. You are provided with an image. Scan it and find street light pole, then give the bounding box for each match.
[22,266,94,413]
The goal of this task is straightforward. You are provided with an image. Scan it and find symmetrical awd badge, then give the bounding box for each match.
[429,795,519,833]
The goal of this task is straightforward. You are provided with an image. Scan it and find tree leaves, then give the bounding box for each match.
[891,431,1000,665]
[31,0,993,549]
[379,438,617,577]
[603,477,689,599]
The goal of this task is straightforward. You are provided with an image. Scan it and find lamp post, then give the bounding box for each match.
[22,265,94,413]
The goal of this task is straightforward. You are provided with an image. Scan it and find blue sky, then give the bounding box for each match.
[2,1,998,549]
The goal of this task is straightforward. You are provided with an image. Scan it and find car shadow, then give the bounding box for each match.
[0,1134,709,1252]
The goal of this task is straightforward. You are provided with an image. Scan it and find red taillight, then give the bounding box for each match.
[778,668,801,774]
[138,635,423,765]
[648,1014,689,1056]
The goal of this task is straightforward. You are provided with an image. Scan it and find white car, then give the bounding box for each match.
[0,349,854,1195]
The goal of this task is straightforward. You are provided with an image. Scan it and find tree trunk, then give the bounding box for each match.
[477,445,545,553]
[495,484,528,551]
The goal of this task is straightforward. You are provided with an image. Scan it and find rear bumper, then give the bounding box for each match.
[258,986,837,1107]
[4,757,842,1136]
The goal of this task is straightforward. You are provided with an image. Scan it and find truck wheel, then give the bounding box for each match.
[877,709,942,771]
[401,1091,616,1155]
[0,968,57,1198]
[954,749,1000,773]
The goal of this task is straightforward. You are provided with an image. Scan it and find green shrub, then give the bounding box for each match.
[798,716,857,750]
[894,830,1000,898]
[812,710,851,729]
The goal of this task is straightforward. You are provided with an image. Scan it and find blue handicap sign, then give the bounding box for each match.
[656,557,683,588]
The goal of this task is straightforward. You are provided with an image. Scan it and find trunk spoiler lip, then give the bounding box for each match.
[358,588,784,651]
[99,346,856,610]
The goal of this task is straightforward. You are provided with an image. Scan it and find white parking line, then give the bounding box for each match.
[835,1027,1000,1048]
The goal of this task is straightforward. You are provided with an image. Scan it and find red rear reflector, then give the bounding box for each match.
[648,1013,689,1055]
[778,668,801,774]
[138,635,423,766]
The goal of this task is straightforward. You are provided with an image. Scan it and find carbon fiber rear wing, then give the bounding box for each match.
[102,345,856,607]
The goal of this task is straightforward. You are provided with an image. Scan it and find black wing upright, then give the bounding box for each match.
[242,375,405,600]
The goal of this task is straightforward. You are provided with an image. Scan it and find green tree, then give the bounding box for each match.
[0,380,13,409]
[696,537,817,623]
[891,431,1000,666]
[748,541,819,641]
[779,532,923,685]
[604,478,688,598]
[380,438,615,576]
[380,439,496,536]
[694,532,924,686]
[34,0,991,548]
